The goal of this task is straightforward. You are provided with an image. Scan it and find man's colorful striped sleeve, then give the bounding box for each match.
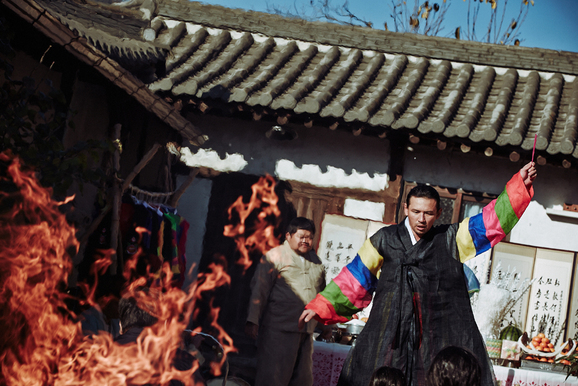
[306,239,383,324]
[457,171,534,263]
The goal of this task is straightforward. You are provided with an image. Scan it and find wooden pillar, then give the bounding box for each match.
[121,143,162,192]
[169,168,200,207]
[109,123,122,275]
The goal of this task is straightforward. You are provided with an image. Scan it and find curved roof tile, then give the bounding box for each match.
[15,0,578,164]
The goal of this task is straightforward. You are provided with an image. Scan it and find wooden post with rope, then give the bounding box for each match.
[169,167,199,207]
[78,141,200,270]
[109,123,122,275]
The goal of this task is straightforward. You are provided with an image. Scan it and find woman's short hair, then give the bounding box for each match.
[426,346,481,386]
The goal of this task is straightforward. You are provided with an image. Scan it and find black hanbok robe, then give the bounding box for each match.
[339,223,494,385]
[306,171,533,386]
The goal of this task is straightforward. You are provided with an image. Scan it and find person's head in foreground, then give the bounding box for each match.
[368,366,406,386]
[426,346,481,386]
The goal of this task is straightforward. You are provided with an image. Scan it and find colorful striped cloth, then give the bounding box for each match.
[456,170,533,262]
[306,171,533,325]
[306,240,382,324]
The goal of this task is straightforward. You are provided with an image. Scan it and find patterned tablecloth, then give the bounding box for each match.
[312,341,351,386]
[493,365,578,386]
[312,342,578,386]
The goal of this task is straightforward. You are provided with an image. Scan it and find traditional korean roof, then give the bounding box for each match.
[5,0,578,166]
[2,0,206,146]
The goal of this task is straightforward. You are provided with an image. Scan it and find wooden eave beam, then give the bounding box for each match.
[2,0,207,146]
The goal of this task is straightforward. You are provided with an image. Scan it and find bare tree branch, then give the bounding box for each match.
[462,0,532,45]
[267,0,534,46]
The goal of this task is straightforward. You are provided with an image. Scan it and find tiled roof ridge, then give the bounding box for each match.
[151,0,578,76]
[32,0,167,65]
[10,0,577,165]
[53,15,168,65]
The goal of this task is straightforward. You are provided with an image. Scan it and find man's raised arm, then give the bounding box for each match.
[456,161,537,263]
[520,161,537,190]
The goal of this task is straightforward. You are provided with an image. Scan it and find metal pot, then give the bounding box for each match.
[346,323,364,335]
[337,321,365,335]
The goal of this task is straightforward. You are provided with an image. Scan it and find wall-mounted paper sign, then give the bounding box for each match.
[561,251,578,340]
[490,243,537,332]
[465,249,492,289]
[524,248,574,344]
[316,214,390,320]
[317,216,366,280]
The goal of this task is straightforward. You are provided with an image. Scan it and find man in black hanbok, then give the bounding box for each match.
[299,162,537,386]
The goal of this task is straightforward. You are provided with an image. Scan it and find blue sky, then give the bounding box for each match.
[195,0,578,53]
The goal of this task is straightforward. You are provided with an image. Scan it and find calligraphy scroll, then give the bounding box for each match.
[316,214,389,320]
[524,248,574,344]
[490,243,537,332]
[564,252,578,340]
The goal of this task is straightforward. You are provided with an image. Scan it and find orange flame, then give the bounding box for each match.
[223,175,281,272]
[190,260,237,377]
[0,152,232,386]
[0,152,79,385]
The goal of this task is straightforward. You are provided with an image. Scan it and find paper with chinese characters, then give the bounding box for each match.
[564,251,578,340]
[318,216,367,282]
[524,248,574,344]
[491,243,536,332]
[316,214,388,320]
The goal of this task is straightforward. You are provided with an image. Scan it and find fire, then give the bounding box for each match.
[0,152,79,385]
[0,152,233,386]
[223,175,281,272]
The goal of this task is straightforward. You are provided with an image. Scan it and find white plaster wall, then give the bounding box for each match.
[403,145,578,252]
[177,115,392,286]
[510,201,578,252]
[175,176,213,289]
[180,116,578,257]
[185,114,391,179]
